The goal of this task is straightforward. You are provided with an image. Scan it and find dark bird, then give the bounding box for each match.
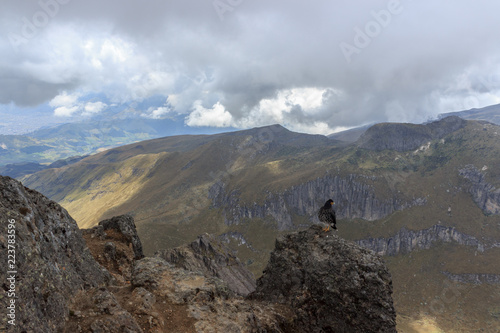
[318,199,337,232]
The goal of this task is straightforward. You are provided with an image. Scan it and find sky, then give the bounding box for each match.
[1,0,500,135]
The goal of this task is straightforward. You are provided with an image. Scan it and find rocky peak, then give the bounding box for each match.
[228,123,333,148]
[156,233,256,296]
[357,116,466,152]
[251,225,397,333]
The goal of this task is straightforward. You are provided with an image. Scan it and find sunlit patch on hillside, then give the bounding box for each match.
[409,316,444,333]
[264,160,282,174]
[62,152,166,228]
[398,315,445,333]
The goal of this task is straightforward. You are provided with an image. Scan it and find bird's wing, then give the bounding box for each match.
[330,210,336,223]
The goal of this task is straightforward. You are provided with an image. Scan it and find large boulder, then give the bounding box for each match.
[0,176,110,332]
[98,214,144,260]
[81,222,139,282]
[250,225,397,333]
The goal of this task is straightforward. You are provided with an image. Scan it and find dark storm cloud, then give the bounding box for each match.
[1,0,500,133]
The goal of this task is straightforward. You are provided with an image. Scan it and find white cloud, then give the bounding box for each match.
[127,71,176,102]
[49,91,80,108]
[144,106,172,119]
[50,91,81,117]
[283,87,325,110]
[185,101,233,127]
[54,105,80,117]
[50,92,108,117]
[182,87,342,134]
[83,101,107,116]
[166,95,179,108]
[230,87,339,134]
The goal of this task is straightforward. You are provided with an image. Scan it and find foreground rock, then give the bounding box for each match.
[251,225,397,333]
[156,233,256,296]
[0,176,110,332]
[82,215,143,282]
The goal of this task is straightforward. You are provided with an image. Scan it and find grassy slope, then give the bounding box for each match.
[22,121,500,332]
[389,244,500,333]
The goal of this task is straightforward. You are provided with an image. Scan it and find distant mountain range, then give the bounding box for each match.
[0,116,235,175]
[2,102,499,169]
[328,103,500,143]
[438,103,500,123]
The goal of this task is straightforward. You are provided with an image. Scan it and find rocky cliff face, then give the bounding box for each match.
[209,174,426,230]
[156,233,256,296]
[0,176,110,332]
[357,116,466,152]
[356,225,484,256]
[251,225,397,333]
[442,271,500,285]
[459,164,500,215]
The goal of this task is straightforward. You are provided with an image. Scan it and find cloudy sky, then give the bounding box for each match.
[1,0,500,135]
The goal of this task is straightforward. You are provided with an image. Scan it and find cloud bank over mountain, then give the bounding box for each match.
[1,0,500,134]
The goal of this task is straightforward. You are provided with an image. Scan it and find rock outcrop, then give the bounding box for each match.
[82,216,140,282]
[98,214,144,259]
[459,164,500,215]
[251,225,397,333]
[356,225,484,256]
[156,233,256,296]
[357,116,466,152]
[0,176,110,332]
[209,174,426,230]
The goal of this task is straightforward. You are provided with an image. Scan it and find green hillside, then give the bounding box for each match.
[22,118,500,332]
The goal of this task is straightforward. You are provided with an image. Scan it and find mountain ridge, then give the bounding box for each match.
[357,116,467,152]
[438,103,500,124]
[329,103,500,144]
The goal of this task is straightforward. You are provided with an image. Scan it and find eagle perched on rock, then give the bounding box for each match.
[318,199,337,232]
